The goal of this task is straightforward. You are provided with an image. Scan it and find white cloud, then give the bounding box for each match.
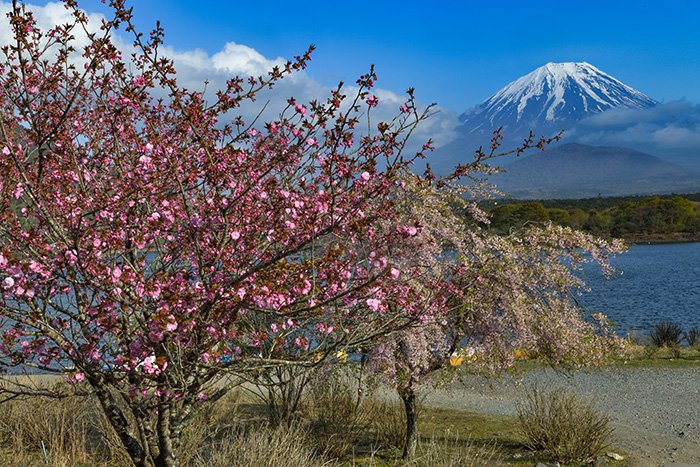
[0,1,458,151]
[569,100,700,150]
[210,42,286,76]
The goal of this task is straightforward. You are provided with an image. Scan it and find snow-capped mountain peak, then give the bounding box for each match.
[461,62,657,133]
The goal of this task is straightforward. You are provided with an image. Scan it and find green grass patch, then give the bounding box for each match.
[347,405,630,466]
[611,344,700,369]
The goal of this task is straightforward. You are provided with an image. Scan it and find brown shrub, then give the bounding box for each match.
[517,386,613,464]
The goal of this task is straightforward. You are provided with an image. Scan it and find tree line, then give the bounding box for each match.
[485,195,700,241]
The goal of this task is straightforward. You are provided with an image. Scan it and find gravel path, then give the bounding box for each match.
[423,365,700,467]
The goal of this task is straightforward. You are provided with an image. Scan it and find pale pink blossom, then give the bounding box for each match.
[366,298,381,311]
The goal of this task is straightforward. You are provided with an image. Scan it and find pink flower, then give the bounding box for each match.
[1,146,9,156]
[165,316,178,332]
[12,184,23,199]
[397,226,418,237]
[389,268,400,279]
[294,337,308,350]
[2,277,14,289]
[366,298,381,311]
[72,372,85,383]
[148,330,164,342]
[295,104,307,116]
[373,256,387,270]
[270,323,278,333]
[141,355,164,374]
[197,392,208,401]
[65,249,78,266]
[360,171,371,181]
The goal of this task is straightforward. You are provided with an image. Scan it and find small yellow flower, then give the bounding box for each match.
[449,354,464,367]
[336,349,348,363]
[513,348,528,360]
[311,351,323,363]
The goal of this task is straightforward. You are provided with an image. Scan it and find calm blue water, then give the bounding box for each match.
[579,242,700,337]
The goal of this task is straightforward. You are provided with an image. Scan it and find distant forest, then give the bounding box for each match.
[481,193,700,243]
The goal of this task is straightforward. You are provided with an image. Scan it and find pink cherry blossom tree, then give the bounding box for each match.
[366,172,626,459]
[0,2,446,465]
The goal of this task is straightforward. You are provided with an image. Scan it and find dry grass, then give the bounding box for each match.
[367,400,406,451]
[403,433,497,467]
[304,367,377,458]
[0,396,89,466]
[517,385,613,465]
[0,384,245,466]
[650,320,684,348]
[0,392,131,466]
[188,423,330,467]
[0,375,627,467]
[686,326,700,348]
[355,434,497,467]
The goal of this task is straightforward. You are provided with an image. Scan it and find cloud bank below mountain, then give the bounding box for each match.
[567,100,700,169]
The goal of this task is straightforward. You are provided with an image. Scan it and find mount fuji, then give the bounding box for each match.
[459,61,657,139]
[429,62,700,198]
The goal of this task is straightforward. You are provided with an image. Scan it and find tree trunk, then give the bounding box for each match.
[155,405,179,467]
[89,377,152,466]
[400,386,418,459]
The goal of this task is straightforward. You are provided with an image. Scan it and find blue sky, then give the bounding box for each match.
[5,1,700,157]
[69,0,700,111]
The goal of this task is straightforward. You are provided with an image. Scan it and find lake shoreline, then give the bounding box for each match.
[619,233,700,245]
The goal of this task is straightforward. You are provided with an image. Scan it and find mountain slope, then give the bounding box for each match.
[429,62,658,175]
[490,143,700,199]
[461,62,656,136]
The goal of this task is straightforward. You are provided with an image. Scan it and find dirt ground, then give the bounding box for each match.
[423,365,700,466]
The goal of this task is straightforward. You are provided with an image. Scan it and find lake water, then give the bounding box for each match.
[579,242,700,337]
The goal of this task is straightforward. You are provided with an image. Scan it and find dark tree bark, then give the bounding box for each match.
[400,385,418,459]
[89,377,152,467]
